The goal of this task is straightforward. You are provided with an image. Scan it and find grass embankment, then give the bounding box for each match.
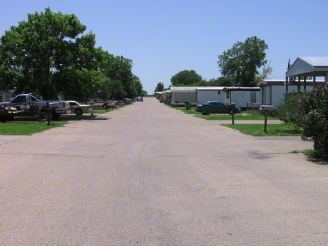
[222,124,301,137]
[0,122,66,135]
[176,107,276,120]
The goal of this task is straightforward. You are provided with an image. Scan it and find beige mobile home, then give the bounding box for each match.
[170,87,197,106]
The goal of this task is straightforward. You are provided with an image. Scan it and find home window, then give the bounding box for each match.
[226,92,230,99]
[250,92,256,103]
[262,88,266,104]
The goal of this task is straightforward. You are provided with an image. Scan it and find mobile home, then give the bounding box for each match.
[170,86,197,106]
[257,79,314,107]
[196,87,260,110]
[195,87,225,104]
[222,87,260,110]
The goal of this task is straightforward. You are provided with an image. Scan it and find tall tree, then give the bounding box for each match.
[141,90,148,96]
[207,77,235,87]
[254,61,273,84]
[0,7,100,99]
[218,36,268,87]
[170,70,202,86]
[154,82,164,92]
[132,75,143,96]
[101,53,134,98]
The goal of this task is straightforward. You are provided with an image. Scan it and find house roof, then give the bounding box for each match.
[171,86,260,92]
[257,79,323,87]
[195,87,225,91]
[222,87,260,92]
[286,57,328,77]
[170,86,198,92]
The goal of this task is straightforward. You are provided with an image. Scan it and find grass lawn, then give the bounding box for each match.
[195,113,276,121]
[222,123,301,136]
[175,107,277,120]
[0,121,66,135]
[92,109,111,114]
[175,107,199,114]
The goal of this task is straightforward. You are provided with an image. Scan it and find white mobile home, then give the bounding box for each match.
[222,87,260,110]
[195,87,225,104]
[155,91,163,101]
[162,90,171,102]
[195,87,260,109]
[257,79,315,107]
[265,56,328,107]
[170,87,197,105]
[162,91,167,101]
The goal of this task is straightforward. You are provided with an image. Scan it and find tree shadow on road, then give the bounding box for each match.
[305,157,328,165]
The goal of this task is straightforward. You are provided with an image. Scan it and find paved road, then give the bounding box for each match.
[0,98,327,245]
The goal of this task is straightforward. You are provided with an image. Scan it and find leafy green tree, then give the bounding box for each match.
[154,82,164,92]
[0,7,100,99]
[218,36,268,87]
[254,61,273,84]
[141,90,147,96]
[107,79,125,100]
[170,70,202,86]
[133,76,143,96]
[85,49,137,100]
[100,52,134,98]
[207,77,235,87]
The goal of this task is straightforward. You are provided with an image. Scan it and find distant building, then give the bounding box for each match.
[0,90,13,102]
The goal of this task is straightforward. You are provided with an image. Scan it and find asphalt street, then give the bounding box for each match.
[0,98,327,246]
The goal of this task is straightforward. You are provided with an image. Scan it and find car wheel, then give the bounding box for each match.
[228,109,233,115]
[75,109,83,116]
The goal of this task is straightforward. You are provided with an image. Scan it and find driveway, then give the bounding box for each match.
[0,98,327,245]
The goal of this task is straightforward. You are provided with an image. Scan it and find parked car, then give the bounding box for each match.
[68,101,90,116]
[136,96,143,102]
[0,94,71,120]
[0,105,17,122]
[196,101,242,114]
[123,98,132,104]
[102,101,117,109]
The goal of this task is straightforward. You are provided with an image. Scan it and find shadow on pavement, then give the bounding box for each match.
[306,157,328,165]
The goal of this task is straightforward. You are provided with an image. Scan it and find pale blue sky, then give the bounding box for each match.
[1,0,327,93]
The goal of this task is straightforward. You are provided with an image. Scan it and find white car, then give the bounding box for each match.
[68,101,90,116]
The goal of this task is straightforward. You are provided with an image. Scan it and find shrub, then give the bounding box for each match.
[276,88,328,157]
[275,91,304,124]
[295,88,328,156]
[303,149,323,159]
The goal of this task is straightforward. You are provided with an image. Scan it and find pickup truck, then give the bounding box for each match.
[0,94,71,120]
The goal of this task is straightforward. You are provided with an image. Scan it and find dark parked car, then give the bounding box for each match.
[196,101,241,114]
[123,98,132,104]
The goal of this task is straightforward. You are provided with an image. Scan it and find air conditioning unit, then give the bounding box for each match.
[259,105,274,111]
